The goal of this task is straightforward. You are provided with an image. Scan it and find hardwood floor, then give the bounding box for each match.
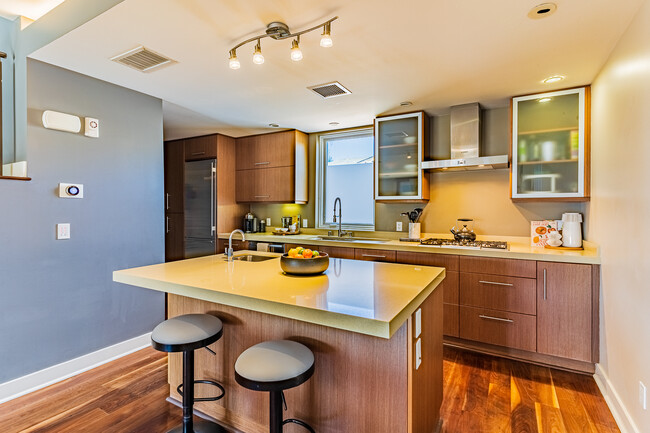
[0,346,619,433]
[440,346,620,433]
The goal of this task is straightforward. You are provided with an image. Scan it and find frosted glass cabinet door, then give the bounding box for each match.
[511,87,590,200]
[375,111,429,201]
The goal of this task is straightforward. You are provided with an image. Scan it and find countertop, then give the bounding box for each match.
[113,251,445,339]
[222,231,600,264]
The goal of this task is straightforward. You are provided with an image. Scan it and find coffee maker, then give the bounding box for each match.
[244,212,257,233]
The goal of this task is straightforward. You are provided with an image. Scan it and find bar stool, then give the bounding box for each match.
[151,313,227,433]
[235,340,315,433]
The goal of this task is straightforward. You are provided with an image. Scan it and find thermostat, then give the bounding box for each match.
[59,183,84,198]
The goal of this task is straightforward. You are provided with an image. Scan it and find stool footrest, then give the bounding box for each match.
[177,379,225,402]
[283,418,316,433]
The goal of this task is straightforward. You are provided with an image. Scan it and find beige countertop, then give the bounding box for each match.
[222,231,600,264]
[113,252,445,339]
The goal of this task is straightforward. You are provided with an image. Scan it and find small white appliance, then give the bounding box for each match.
[561,213,583,247]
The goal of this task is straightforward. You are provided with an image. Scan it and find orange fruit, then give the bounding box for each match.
[303,249,313,258]
[295,254,304,259]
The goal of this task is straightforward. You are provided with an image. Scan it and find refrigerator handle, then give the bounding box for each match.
[211,161,216,235]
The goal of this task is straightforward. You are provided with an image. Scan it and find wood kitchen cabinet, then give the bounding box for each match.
[283,243,355,259]
[354,248,396,262]
[396,251,459,338]
[235,130,308,204]
[537,261,595,362]
[511,86,591,201]
[375,111,430,201]
[165,213,184,262]
[185,135,218,161]
[216,239,249,254]
[164,139,185,214]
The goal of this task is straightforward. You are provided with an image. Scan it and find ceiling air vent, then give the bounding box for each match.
[111,46,175,72]
[308,81,351,99]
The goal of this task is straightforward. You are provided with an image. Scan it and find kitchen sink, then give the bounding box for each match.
[314,236,390,244]
[227,255,276,262]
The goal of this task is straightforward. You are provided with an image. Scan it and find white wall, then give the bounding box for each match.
[589,0,650,431]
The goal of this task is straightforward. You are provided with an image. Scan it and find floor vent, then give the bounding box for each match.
[308,81,351,99]
[111,46,175,72]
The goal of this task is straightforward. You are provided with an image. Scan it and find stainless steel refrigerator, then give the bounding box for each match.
[184,159,217,258]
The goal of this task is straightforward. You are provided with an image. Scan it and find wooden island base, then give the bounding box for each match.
[167,289,443,433]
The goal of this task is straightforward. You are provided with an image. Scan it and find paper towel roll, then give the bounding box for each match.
[256,242,270,252]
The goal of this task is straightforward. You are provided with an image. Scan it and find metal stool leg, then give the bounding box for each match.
[269,390,284,433]
[182,350,194,433]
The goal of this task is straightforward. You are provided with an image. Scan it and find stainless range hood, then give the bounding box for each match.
[421,103,509,171]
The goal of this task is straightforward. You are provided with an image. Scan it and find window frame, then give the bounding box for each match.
[315,127,375,231]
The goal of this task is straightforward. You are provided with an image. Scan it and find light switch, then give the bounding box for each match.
[415,338,422,370]
[57,223,70,240]
[415,308,422,338]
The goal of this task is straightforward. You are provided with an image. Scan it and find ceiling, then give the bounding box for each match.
[29,0,643,140]
[0,0,64,21]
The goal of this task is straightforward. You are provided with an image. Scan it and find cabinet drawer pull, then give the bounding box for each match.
[254,161,270,165]
[166,193,170,210]
[166,216,169,234]
[361,254,387,258]
[543,269,547,300]
[254,195,270,198]
[479,280,514,287]
[479,314,514,323]
[191,151,205,156]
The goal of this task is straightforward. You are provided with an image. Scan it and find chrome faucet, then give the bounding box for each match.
[332,197,351,238]
[226,229,245,261]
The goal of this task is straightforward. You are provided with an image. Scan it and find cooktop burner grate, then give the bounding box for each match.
[419,238,508,250]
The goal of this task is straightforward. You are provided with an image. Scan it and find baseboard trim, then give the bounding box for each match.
[0,333,152,404]
[594,363,640,433]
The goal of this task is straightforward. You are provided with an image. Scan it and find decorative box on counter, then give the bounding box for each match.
[530,220,559,247]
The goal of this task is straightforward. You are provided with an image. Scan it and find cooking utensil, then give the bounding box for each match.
[401,208,423,223]
[450,218,476,242]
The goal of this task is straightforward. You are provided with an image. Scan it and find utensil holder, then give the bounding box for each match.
[408,223,421,239]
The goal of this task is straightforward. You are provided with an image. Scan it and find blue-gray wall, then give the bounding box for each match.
[0,59,165,383]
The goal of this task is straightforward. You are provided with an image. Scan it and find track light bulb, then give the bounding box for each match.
[290,38,303,61]
[320,23,333,47]
[253,40,264,64]
[229,50,240,69]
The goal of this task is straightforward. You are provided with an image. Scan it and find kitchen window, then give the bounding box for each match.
[315,128,374,231]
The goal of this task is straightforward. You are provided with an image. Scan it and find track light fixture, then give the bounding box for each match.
[228,16,337,69]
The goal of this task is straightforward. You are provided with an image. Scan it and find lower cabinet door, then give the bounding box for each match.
[459,305,536,352]
[537,261,593,362]
[443,303,459,337]
[165,213,184,262]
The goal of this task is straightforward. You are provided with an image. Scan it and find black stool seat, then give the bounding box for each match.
[152,314,226,433]
[235,340,315,433]
[152,313,223,352]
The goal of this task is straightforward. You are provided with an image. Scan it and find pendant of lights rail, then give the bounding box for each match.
[228,17,337,69]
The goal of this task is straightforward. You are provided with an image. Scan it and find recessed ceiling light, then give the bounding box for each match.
[538,97,553,103]
[400,101,413,106]
[329,122,340,126]
[528,3,557,19]
[269,123,279,127]
[543,75,564,84]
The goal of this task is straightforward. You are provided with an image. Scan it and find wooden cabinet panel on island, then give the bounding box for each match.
[537,261,595,362]
[375,111,430,202]
[511,86,590,201]
[235,130,308,204]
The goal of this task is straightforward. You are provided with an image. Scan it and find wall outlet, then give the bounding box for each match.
[266,217,271,226]
[303,218,308,228]
[396,221,403,231]
[56,223,70,240]
[640,381,647,410]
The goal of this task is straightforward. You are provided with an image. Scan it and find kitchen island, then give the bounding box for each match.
[113,251,445,433]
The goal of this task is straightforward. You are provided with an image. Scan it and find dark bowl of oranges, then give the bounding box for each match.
[280,247,329,275]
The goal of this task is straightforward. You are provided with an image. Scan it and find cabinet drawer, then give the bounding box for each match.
[283,244,355,259]
[459,256,536,278]
[460,273,536,315]
[354,249,396,262]
[185,135,217,160]
[395,251,459,271]
[443,303,459,338]
[459,306,536,352]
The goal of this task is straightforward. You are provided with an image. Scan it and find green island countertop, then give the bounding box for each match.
[113,251,445,339]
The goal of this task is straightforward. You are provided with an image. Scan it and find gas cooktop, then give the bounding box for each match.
[418,238,509,250]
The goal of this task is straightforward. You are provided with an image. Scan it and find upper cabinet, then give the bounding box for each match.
[375,111,430,201]
[511,86,590,201]
[235,130,308,204]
